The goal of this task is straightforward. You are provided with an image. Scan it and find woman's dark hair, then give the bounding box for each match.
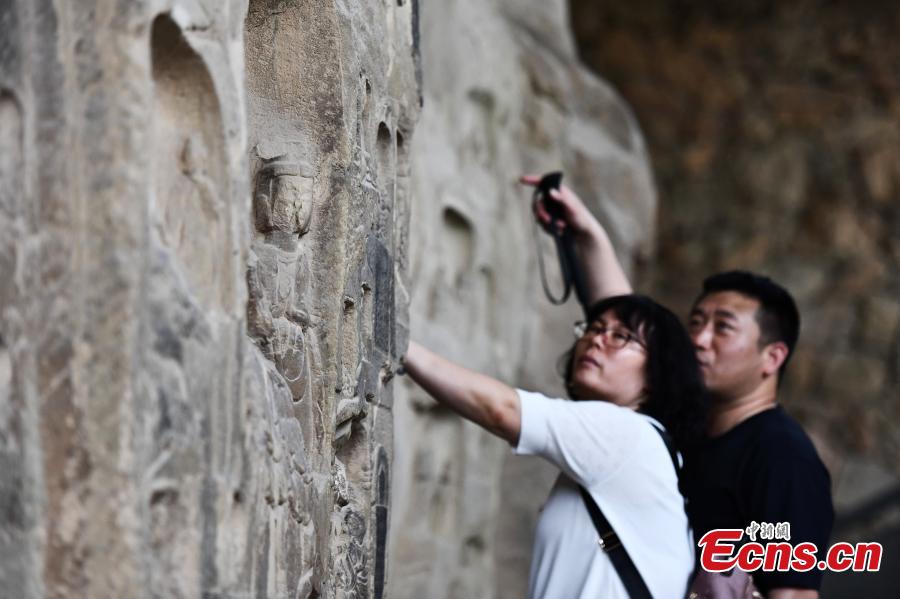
[559,294,708,450]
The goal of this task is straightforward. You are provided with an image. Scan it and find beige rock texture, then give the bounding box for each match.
[0,0,657,597]
[570,0,900,595]
[388,2,657,598]
[1,0,418,597]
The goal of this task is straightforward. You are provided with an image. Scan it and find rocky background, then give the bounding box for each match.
[570,0,900,594]
[388,2,656,598]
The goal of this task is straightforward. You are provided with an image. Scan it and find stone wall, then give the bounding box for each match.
[388,1,657,598]
[569,0,900,593]
[0,1,418,597]
[0,0,660,596]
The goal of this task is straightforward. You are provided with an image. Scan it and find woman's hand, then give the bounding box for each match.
[520,174,633,301]
[520,174,603,240]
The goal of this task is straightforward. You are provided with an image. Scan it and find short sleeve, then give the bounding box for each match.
[744,434,834,592]
[513,388,650,487]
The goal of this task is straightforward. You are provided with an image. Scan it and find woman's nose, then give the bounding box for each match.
[589,331,608,350]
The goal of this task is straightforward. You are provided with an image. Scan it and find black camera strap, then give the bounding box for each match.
[532,172,591,314]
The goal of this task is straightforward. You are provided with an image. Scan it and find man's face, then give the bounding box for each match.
[688,291,768,400]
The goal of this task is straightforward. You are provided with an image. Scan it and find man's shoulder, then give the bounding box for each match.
[744,407,824,465]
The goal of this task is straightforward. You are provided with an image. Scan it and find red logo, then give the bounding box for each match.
[698,528,882,573]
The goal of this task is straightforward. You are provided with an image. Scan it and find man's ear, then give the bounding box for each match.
[762,341,789,377]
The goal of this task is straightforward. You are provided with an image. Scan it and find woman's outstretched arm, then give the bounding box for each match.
[402,341,521,444]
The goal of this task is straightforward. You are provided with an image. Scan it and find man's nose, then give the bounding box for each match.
[692,324,712,349]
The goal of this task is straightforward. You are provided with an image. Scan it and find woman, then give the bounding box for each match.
[402,294,707,599]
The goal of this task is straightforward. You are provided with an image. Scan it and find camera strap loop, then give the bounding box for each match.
[531,172,591,314]
[532,202,573,305]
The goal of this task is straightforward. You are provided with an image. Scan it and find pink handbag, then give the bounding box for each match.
[687,570,763,599]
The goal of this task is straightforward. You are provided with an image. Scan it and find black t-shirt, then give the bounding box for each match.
[682,406,834,593]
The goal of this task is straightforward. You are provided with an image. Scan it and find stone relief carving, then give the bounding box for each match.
[0,88,27,598]
[0,89,23,313]
[247,150,318,410]
[334,284,368,449]
[335,505,370,599]
[254,156,315,240]
[374,447,389,599]
[151,14,231,311]
[272,317,311,401]
[0,0,420,595]
[0,90,23,220]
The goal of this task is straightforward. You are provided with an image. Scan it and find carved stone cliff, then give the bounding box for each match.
[0,1,657,598]
[389,2,656,598]
[0,1,418,597]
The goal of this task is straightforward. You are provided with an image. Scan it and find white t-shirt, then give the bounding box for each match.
[513,389,694,599]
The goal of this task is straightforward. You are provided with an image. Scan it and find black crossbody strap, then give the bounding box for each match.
[650,424,681,479]
[650,424,681,478]
[650,423,694,599]
[579,485,653,599]
[650,423,689,505]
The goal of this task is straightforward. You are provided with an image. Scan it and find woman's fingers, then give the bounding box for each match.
[524,176,567,230]
[553,186,588,218]
[522,174,576,235]
[548,188,575,217]
[533,204,553,231]
[533,201,568,234]
[521,176,602,240]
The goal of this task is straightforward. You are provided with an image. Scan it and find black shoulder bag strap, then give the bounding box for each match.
[578,485,653,599]
[579,424,683,599]
[650,423,682,483]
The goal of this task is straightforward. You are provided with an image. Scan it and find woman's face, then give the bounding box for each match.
[569,309,648,408]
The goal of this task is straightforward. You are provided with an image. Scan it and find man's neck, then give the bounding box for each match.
[708,383,778,437]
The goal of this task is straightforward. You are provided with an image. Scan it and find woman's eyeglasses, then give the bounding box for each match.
[573,321,646,351]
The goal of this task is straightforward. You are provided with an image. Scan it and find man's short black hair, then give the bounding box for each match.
[698,270,800,377]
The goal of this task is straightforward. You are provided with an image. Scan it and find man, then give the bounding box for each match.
[524,175,834,598]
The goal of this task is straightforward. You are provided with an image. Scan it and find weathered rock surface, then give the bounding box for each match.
[570,0,900,468]
[570,1,900,595]
[1,0,418,597]
[1,0,656,597]
[388,2,657,598]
